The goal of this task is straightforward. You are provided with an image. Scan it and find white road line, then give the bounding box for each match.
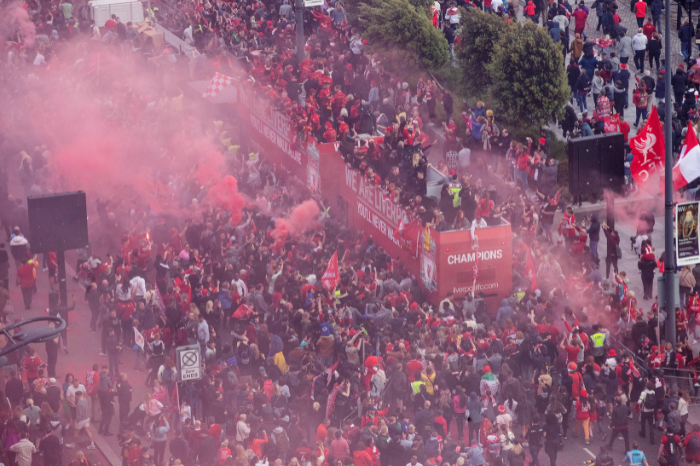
[583,447,597,459]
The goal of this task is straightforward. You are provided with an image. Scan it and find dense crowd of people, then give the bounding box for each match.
[6,1,700,466]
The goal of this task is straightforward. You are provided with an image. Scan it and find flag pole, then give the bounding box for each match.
[664,0,676,344]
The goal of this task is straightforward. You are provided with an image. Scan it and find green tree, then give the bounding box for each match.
[356,0,449,71]
[486,21,569,127]
[456,8,510,94]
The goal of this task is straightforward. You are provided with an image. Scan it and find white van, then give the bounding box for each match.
[89,0,144,27]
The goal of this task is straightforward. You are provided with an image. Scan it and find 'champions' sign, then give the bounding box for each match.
[447,249,504,264]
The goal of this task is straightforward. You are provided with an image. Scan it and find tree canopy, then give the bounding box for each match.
[456,8,510,94]
[486,20,569,127]
[356,0,449,71]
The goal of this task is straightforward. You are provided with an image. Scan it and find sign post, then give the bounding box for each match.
[175,345,202,382]
[676,201,700,266]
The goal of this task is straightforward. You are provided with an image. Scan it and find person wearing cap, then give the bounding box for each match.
[480,366,499,397]
[604,349,619,369]
[45,377,61,414]
[495,405,512,430]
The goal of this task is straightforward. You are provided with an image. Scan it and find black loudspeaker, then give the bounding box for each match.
[599,134,626,192]
[567,132,626,199]
[28,191,89,253]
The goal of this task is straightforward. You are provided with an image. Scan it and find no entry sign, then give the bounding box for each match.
[176,344,202,382]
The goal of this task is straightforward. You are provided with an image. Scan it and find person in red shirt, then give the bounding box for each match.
[635,0,647,27]
[85,365,101,421]
[352,442,374,466]
[323,122,337,143]
[523,0,537,20]
[405,357,424,381]
[311,9,333,34]
[682,426,700,463]
[22,347,42,386]
[296,440,312,463]
[561,337,583,367]
[475,193,494,220]
[573,389,591,444]
[659,431,681,462]
[642,17,656,40]
[17,255,38,310]
[572,4,588,35]
[316,418,330,443]
[515,149,530,190]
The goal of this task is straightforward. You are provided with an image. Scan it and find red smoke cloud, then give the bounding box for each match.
[2,42,248,231]
[271,200,321,240]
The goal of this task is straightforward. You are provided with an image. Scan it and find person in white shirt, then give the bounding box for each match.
[33,52,46,66]
[10,432,36,466]
[91,20,101,40]
[458,140,471,173]
[471,217,487,237]
[350,35,363,56]
[130,275,146,299]
[553,12,569,31]
[632,29,648,73]
[407,456,423,466]
[445,2,461,25]
[183,24,194,45]
[232,272,247,298]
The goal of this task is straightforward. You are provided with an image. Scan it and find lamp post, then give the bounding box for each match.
[664,0,676,344]
[295,0,305,64]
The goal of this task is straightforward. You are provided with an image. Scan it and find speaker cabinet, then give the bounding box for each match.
[28,191,89,253]
[568,133,625,199]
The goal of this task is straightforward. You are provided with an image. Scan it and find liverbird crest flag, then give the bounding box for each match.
[630,106,665,188]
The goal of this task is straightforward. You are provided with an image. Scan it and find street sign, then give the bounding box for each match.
[175,345,202,382]
[677,201,700,266]
[304,0,324,6]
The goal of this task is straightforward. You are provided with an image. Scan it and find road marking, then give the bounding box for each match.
[583,447,597,459]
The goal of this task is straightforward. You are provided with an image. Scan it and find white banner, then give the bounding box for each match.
[134,328,145,349]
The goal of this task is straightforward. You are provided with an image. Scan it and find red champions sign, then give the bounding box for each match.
[438,224,513,309]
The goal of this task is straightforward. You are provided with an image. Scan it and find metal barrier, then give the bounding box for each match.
[608,335,700,402]
[663,372,699,398]
[153,23,195,57]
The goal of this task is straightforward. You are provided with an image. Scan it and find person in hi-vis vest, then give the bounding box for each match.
[590,324,608,365]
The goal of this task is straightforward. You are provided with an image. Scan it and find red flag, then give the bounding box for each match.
[673,121,700,190]
[322,251,340,290]
[630,106,665,187]
[524,246,538,291]
[604,114,620,133]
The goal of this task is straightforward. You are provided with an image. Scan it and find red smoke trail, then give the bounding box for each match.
[207,176,246,226]
[1,2,36,47]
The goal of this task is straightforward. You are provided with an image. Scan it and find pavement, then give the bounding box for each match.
[549,0,690,133]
